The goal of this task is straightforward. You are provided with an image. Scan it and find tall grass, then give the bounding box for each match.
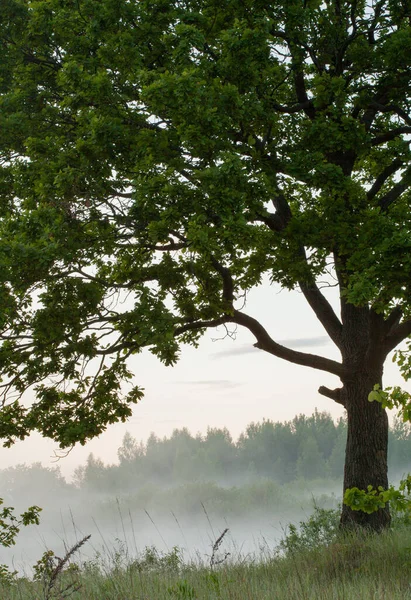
[2,508,411,600]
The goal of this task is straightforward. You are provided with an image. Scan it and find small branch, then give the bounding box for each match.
[175,317,231,337]
[150,242,188,251]
[368,1,386,44]
[318,386,345,406]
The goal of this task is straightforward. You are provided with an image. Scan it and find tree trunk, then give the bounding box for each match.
[340,372,390,530]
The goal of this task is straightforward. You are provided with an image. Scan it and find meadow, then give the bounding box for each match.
[2,508,411,600]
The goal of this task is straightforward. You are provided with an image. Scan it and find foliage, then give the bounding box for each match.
[0,563,17,587]
[0,498,41,548]
[368,383,411,422]
[344,477,411,515]
[130,546,182,575]
[278,505,340,556]
[1,1,411,531]
[0,0,410,449]
[0,498,41,590]
[2,412,411,511]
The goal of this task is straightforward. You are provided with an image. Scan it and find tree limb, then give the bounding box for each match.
[293,71,316,119]
[371,127,411,146]
[384,306,403,335]
[378,167,411,211]
[175,317,231,337]
[318,385,345,407]
[229,310,345,377]
[367,158,405,202]
[384,318,411,354]
[150,242,188,251]
[254,212,286,232]
[368,1,387,44]
[299,282,343,350]
[255,193,292,232]
[270,100,314,114]
[370,102,411,126]
[209,258,235,305]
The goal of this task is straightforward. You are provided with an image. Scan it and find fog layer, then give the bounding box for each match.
[1,411,409,572]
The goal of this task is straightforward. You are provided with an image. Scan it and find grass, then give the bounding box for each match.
[2,509,411,599]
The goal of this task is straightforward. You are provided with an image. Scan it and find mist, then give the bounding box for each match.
[1,410,409,575]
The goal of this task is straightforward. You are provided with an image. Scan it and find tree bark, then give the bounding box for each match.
[339,359,390,530]
[334,300,391,531]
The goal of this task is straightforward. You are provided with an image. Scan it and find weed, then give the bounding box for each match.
[167,579,197,599]
[33,534,90,599]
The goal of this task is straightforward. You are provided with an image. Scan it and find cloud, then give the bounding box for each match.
[281,336,331,348]
[210,336,330,358]
[210,345,259,358]
[175,379,241,389]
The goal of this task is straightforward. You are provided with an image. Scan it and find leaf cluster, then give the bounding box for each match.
[0,0,411,444]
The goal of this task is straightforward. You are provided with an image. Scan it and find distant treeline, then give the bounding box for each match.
[1,411,410,503]
[71,410,411,493]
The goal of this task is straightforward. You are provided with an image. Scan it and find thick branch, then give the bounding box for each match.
[270,100,314,114]
[293,71,316,119]
[299,282,343,349]
[256,193,292,232]
[379,167,411,211]
[384,306,403,335]
[297,246,342,349]
[384,318,411,354]
[367,158,405,202]
[23,53,61,70]
[254,212,286,231]
[229,310,345,377]
[272,193,292,225]
[209,258,235,305]
[369,102,411,126]
[371,127,411,146]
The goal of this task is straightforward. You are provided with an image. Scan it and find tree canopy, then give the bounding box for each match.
[1,0,411,528]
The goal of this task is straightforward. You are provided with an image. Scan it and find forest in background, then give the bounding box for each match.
[1,410,410,502]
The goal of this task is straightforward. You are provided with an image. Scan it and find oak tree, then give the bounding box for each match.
[1,0,411,530]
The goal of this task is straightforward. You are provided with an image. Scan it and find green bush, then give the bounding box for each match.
[278,506,340,556]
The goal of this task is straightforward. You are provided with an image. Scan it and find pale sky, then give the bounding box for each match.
[0,281,405,479]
